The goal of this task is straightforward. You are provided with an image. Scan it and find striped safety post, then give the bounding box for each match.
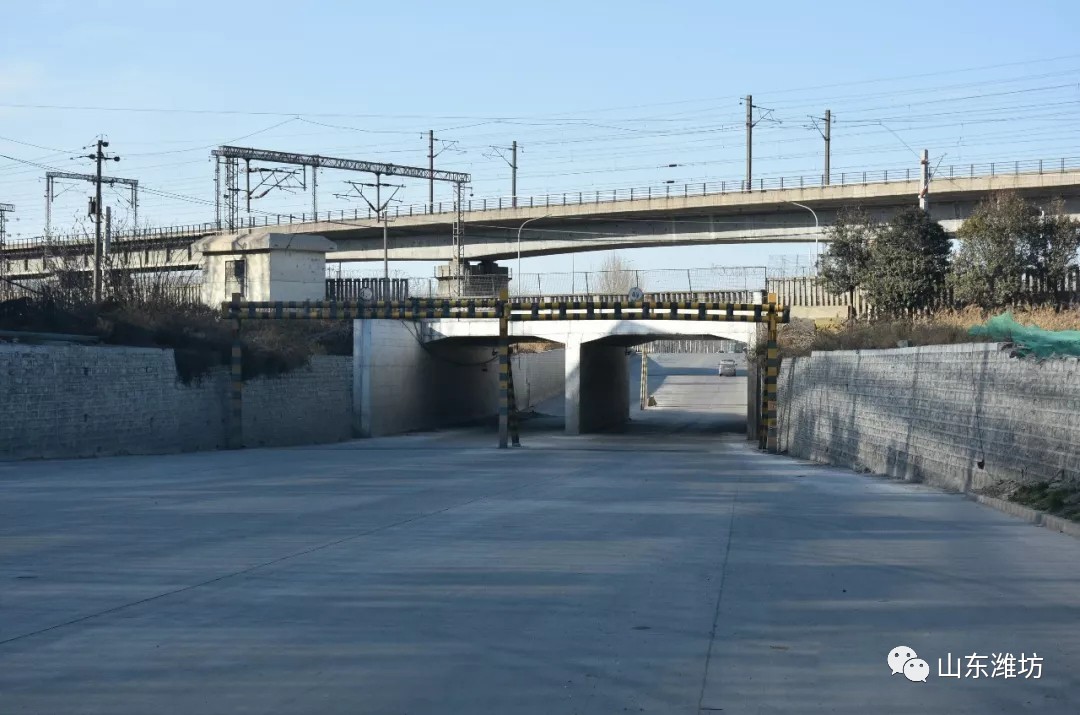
[506,346,521,447]
[497,299,510,449]
[764,300,780,453]
[228,292,243,449]
[639,346,648,410]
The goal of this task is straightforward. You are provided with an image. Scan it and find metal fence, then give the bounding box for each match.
[644,339,746,353]
[326,278,410,301]
[6,155,1080,251]
[767,254,819,279]
[510,267,767,297]
[768,270,1080,315]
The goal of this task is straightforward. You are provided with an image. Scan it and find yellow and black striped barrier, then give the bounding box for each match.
[222,298,790,324]
[223,298,502,321]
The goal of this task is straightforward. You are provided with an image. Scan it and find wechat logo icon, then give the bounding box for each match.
[888,646,929,683]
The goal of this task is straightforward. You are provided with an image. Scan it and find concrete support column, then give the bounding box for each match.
[564,336,583,435]
[353,319,373,437]
[563,337,631,435]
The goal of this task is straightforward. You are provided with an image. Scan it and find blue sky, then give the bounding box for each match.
[2,0,1080,278]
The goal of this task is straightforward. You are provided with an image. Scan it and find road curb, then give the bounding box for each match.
[967,493,1080,539]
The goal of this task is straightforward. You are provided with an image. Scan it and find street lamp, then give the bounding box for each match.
[516,214,550,295]
[788,201,820,272]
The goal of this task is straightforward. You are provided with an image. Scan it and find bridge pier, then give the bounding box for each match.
[563,336,631,435]
[435,259,509,298]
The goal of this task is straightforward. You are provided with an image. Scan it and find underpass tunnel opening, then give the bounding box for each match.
[628,335,750,436]
[354,317,567,438]
[559,332,752,437]
[354,317,756,441]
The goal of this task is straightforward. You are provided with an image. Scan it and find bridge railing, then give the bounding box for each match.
[6,155,1080,252]
[510,267,768,297]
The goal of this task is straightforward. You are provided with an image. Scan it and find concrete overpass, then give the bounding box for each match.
[5,166,1080,279]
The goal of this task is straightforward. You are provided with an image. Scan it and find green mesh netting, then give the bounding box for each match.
[969,312,1080,358]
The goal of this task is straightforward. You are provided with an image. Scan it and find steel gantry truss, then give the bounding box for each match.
[0,202,13,248]
[223,295,788,451]
[44,171,138,238]
[211,145,470,225]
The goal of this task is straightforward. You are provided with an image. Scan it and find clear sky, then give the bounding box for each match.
[2,0,1080,280]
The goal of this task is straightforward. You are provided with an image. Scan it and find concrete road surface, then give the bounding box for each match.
[2,381,1079,713]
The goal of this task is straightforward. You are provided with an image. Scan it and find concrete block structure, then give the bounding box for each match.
[197,231,335,306]
[778,343,1080,492]
[0,343,353,460]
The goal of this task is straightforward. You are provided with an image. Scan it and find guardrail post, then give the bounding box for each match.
[683,183,688,197]
[884,169,888,183]
[1039,159,1043,174]
[841,172,845,184]
[1062,158,1066,173]
[862,171,866,183]
[780,177,784,189]
[630,188,634,200]
[991,163,995,177]
[720,181,724,193]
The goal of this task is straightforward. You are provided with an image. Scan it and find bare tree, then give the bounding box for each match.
[596,253,638,295]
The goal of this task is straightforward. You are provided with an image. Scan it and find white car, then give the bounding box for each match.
[718,359,737,377]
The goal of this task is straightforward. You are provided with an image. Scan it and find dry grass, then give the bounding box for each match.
[1009,480,1080,522]
[0,292,351,383]
[754,305,1080,362]
[513,340,561,353]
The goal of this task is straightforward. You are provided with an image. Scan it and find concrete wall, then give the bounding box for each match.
[511,349,564,412]
[0,344,352,460]
[243,357,353,448]
[778,343,1080,492]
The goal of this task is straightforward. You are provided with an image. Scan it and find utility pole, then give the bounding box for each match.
[919,149,930,212]
[376,174,387,279]
[428,130,434,213]
[84,138,121,303]
[745,95,753,191]
[487,142,520,206]
[823,109,831,185]
[340,176,400,280]
[93,141,104,301]
[511,140,518,208]
[104,206,112,260]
